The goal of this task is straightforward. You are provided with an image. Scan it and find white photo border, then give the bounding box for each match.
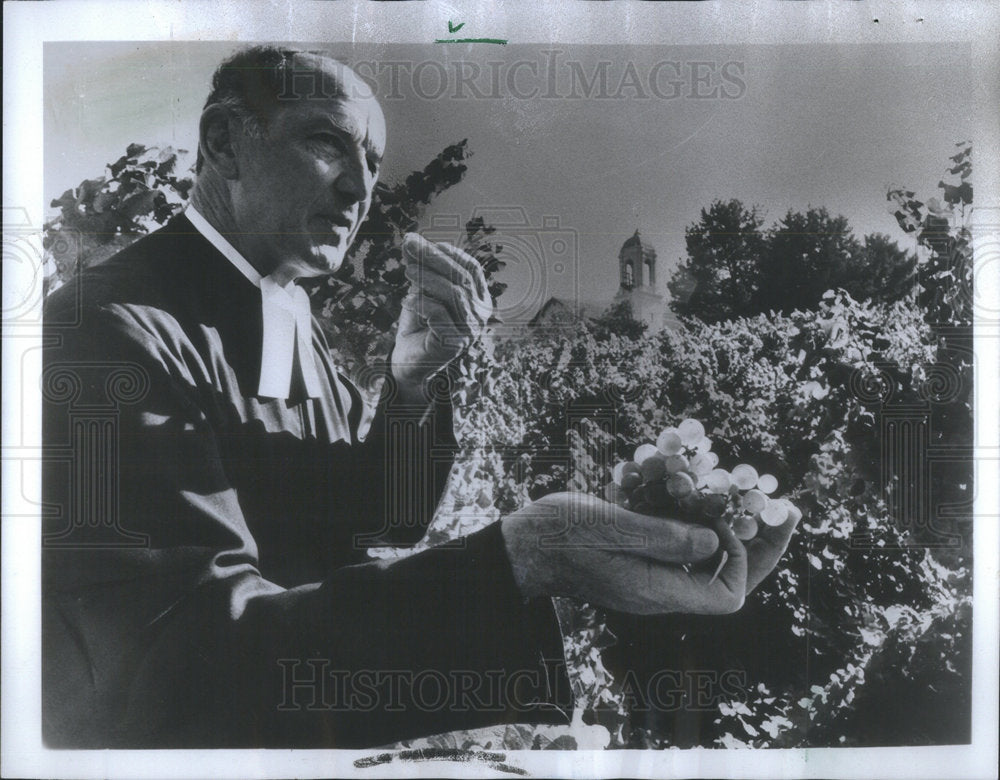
[3,1,998,778]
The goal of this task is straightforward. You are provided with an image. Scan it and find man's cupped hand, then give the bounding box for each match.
[501,492,800,616]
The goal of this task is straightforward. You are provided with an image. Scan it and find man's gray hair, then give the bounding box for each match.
[196,45,346,173]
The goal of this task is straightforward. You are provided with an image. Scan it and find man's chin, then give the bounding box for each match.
[306,247,347,276]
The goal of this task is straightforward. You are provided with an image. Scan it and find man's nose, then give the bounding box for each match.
[333,154,369,204]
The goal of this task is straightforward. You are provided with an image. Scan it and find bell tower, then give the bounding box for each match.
[615,229,665,329]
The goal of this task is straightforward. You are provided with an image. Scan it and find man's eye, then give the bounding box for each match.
[311,133,347,152]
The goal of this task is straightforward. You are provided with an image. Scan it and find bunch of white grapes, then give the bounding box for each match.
[605,418,802,542]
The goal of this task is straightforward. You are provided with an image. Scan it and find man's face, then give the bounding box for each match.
[229,58,386,281]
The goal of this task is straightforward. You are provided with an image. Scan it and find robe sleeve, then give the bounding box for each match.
[333,351,465,550]
[42,304,572,748]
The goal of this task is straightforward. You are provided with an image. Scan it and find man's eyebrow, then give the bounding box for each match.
[303,115,383,160]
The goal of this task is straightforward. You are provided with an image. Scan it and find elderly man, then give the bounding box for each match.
[42,46,797,748]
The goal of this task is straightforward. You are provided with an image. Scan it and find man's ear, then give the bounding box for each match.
[199,104,241,180]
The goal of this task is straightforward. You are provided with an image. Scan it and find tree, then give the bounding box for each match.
[668,203,917,323]
[441,291,969,749]
[858,232,918,304]
[756,207,867,314]
[668,199,766,323]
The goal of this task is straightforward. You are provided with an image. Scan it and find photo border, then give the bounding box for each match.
[3,2,998,778]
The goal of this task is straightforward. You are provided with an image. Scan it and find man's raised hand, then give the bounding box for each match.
[392,233,492,402]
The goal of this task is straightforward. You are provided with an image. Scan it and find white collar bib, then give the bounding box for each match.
[186,206,322,399]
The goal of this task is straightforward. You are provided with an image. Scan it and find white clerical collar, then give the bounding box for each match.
[186,205,322,400]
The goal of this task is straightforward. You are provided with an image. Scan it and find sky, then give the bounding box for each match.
[44,40,975,323]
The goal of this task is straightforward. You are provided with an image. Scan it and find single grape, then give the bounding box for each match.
[706,468,732,494]
[688,452,716,476]
[656,428,684,455]
[692,436,713,454]
[640,455,668,482]
[634,443,660,464]
[663,453,689,474]
[757,473,779,494]
[760,501,789,527]
[773,497,803,524]
[732,514,759,541]
[742,489,768,514]
[667,471,696,498]
[677,418,705,445]
[612,461,632,485]
[628,484,647,507]
[476,488,493,509]
[621,471,643,492]
[679,492,704,515]
[730,463,759,491]
[702,493,729,518]
[645,480,671,508]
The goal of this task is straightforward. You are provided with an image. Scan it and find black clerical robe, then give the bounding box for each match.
[41,214,570,748]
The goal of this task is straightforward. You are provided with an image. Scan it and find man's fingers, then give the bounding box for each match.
[744,510,800,593]
[401,285,479,338]
[611,509,720,565]
[431,239,490,303]
[402,233,476,288]
[402,233,490,307]
[404,258,492,322]
[707,517,748,591]
[400,296,472,354]
[403,271,475,314]
[648,520,747,615]
[631,526,744,616]
[402,271,491,338]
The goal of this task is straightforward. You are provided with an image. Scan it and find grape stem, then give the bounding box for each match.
[708,551,729,585]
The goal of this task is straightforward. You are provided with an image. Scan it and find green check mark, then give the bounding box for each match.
[436,19,506,44]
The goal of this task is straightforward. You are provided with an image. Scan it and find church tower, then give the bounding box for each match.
[614,229,665,330]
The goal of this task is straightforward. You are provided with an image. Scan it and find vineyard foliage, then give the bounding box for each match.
[44,140,974,750]
[401,286,971,749]
[395,143,974,750]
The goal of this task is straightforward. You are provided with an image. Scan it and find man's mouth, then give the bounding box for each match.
[315,213,352,229]
[312,214,353,244]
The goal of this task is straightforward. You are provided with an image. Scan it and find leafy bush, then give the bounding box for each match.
[43,144,194,295]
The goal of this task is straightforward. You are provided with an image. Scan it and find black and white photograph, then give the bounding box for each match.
[3,2,999,778]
